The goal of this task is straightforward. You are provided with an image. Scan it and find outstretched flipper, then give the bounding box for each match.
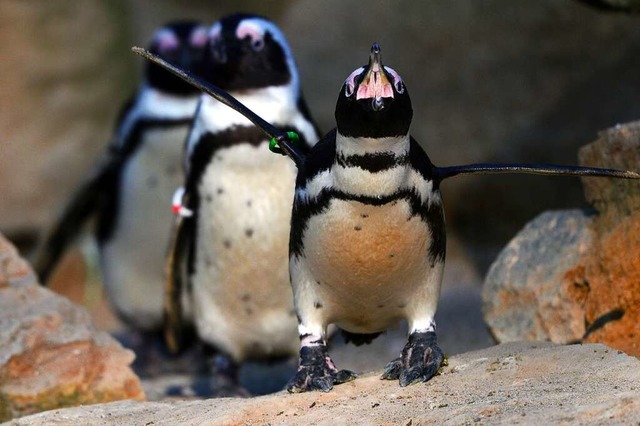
[435,163,640,181]
[163,187,194,353]
[33,149,121,284]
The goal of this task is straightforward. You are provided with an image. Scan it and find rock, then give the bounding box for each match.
[7,342,640,425]
[0,233,144,422]
[579,121,640,227]
[483,210,593,344]
[484,121,640,356]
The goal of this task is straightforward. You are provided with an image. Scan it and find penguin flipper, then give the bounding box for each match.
[163,198,193,354]
[435,163,640,181]
[33,155,118,284]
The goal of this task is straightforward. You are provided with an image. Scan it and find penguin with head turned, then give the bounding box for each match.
[287,43,444,392]
[35,21,208,334]
[285,43,640,392]
[167,13,320,389]
[139,40,640,393]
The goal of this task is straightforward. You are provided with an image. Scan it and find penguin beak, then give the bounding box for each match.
[356,42,394,111]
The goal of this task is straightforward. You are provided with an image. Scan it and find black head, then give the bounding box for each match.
[201,13,295,91]
[146,21,208,96]
[335,43,412,138]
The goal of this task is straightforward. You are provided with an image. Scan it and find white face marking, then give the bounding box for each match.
[344,67,364,98]
[208,22,222,43]
[115,86,199,148]
[384,66,405,94]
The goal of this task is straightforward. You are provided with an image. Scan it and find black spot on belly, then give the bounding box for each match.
[397,302,407,309]
[245,307,253,315]
[246,200,252,207]
[315,281,322,286]
[205,194,213,202]
[354,225,362,231]
[377,304,385,309]
[241,293,251,302]
[314,301,323,309]
[245,228,254,238]
[389,253,395,258]
[360,213,369,218]
[217,187,224,195]
[223,240,232,249]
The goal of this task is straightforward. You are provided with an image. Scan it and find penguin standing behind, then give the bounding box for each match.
[35,21,208,333]
[166,14,320,386]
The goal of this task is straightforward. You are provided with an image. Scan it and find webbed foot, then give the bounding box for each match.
[287,344,356,393]
[381,331,444,387]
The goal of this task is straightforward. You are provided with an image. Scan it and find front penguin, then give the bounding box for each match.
[288,43,446,392]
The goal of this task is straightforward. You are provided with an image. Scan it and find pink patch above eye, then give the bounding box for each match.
[190,27,208,47]
[155,30,179,52]
[236,22,263,44]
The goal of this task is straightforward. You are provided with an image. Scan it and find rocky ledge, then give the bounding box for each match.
[5,342,640,425]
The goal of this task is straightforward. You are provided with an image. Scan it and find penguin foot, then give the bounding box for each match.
[287,344,356,393]
[381,331,444,387]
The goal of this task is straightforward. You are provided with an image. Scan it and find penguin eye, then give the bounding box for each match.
[251,38,265,51]
[345,82,355,97]
[394,80,405,94]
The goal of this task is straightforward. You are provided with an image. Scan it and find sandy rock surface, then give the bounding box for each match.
[6,342,640,425]
[0,234,144,422]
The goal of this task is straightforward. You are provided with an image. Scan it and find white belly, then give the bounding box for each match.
[190,142,299,361]
[292,198,443,334]
[101,125,189,330]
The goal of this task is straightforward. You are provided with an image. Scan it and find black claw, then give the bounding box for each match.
[287,344,357,393]
[335,369,358,384]
[312,376,334,392]
[381,357,402,380]
[381,331,444,386]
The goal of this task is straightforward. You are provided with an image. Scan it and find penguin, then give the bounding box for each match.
[35,21,208,332]
[284,43,640,393]
[167,13,320,385]
[136,42,640,393]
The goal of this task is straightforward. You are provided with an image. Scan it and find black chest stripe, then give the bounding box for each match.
[335,152,409,173]
[290,187,446,267]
